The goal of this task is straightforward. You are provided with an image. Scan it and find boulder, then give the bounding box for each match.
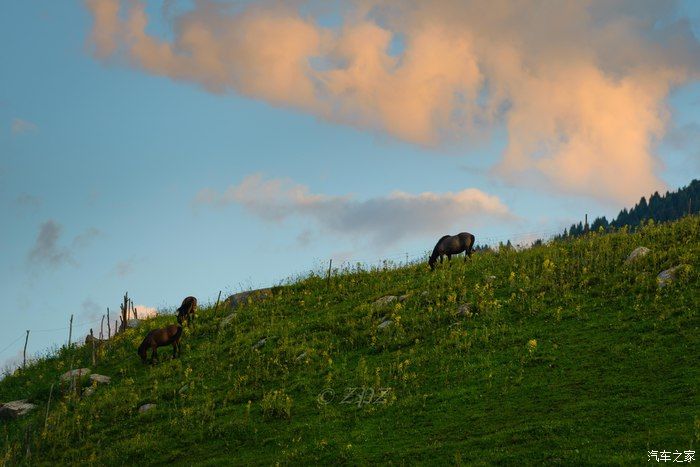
[252,337,268,350]
[0,400,36,419]
[626,247,650,263]
[84,335,105,345]
[60,368,91,383]
[138,403,156,414]
[377,319,393,330]
[657,265,686,288]
[219,313,237,329]
[126,319,140,329]
[225,288,272,310]
[89,374,111,385]
[456,303,474,318]
[398,294,410,302]
[373,296,397,307]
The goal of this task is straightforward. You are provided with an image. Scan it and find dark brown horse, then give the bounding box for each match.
[429,232,476,270]
[137,324,182,364]
[177,296,197,327]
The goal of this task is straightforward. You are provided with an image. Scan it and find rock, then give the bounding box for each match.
[89,374,111,385]
[84,335,105,345]
[126,319,140,328]
[138,403,156,414]
[456,303,474,318]
[60,368,91,383]
[377,319,393,330]
[0,400,36,419]
[657,265,686,288]
[219,313,237,328]
[252,337,268,350]
[178,385,189,394]
[373,296,397,306]
[295,352,307,361]
[398,294,410,302]
[225,288,272,310]
[626,247,650,263]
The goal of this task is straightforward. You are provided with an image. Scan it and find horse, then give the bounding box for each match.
[137,324,182,364]
[176,296,197,327]
[428,232,476,270]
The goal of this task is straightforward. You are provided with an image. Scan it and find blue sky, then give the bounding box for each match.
[1,0,699,369]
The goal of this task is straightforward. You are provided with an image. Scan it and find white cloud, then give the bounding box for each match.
[195,174,512,247]
[11,118,37,134]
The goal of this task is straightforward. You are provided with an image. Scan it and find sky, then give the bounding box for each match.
[1,0,700,370]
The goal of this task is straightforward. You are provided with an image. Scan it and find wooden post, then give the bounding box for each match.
[114,320,118,336]
[90,328,96,366]
[327,259,333,288]
[23,330,29,369]
[100,315,105,340]
[44,383,54,432]
[119,292,129,332]
[584,213,589,233]
[106,308,111,339]
[68,314,73,348]
[214,290,222,312]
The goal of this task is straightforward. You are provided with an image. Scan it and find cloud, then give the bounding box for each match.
[195,174,512,246]
[84,1,700,204]
[11,118,37,134]
[28,220,74,268]
[27,221,102,269]
[15,193,42,210]
[113,260,135,277]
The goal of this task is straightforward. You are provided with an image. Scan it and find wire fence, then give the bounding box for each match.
[1,224,571,373]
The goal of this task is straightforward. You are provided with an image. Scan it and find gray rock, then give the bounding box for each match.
[219,313,237,328]
[252,337,268,350]
[89,374,111,385]
[138,403,156,414]
[60,368,91,383]
[225,288,272,310]
[0,400,36,419]
[373,296,397,306]
[398,294,410,302]
[657,265,686,288]
[126,319,140,328]
[456,303,474,318]
[0,399,36,420]
[377,319,393,330]
[626,247,650,263]
[295,352,307,361]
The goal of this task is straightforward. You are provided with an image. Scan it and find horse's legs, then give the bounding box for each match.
[151,344,158,364]
[447,254,452,262]
[172,342,178,358]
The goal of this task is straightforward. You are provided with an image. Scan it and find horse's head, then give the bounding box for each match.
[428,255,436,270]
[137,342,148,363]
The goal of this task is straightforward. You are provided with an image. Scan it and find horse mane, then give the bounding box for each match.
[430,235,452,260]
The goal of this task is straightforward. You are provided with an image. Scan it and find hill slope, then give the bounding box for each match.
[1,217,699,465]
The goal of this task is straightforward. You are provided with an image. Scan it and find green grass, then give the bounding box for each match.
[1,217,699,465]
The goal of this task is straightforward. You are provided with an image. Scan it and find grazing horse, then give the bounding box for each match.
[176,296,197,327]
[137,324,182,364]
[429,232,476,270]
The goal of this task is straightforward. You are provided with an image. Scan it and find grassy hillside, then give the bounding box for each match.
[2,217,699,465]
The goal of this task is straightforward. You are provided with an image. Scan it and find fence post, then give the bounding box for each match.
[214,290,222,312]
[23,330,29,369]
[68,314,73,348]
[90,328,96,366]
[106,308,111,339]
[326,259,333,288]
[100,315,105,340]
